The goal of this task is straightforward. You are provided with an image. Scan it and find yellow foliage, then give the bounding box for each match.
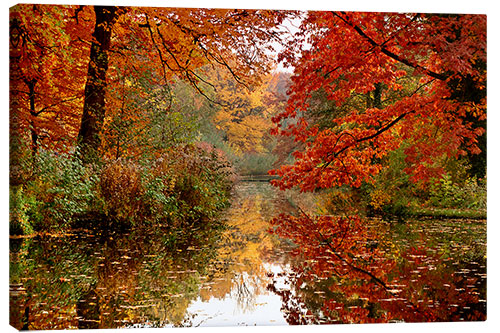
[369,188,392,210]
[206,66,287,156]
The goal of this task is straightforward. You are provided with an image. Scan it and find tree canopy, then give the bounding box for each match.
[270,11,486,190]
[9,4,291,162]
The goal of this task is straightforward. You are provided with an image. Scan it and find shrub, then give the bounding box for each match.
[9,148,101,234]
[428,175,486,210]
[99,160,143,225]
[160,143,233,224]
[9,187,36,235]
[9,142,234,234]
[97,142,233,228]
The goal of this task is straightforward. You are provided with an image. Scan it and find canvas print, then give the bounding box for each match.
[9,3,486,330]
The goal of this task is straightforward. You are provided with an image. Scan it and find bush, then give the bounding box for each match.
[97,142,233,228]
[360,147,415,217]
[160,143,233,224]
[428,175,486,210]
[9,148,101,234]
[9,187,36,235]
[9,142,234,234]
[99,160,143,224]
[357,146,487,218]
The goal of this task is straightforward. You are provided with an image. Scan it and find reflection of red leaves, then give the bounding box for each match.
[271,212,391,282]
[267,11,486,324]
[269,213,486,323]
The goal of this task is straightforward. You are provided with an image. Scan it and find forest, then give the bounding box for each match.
[9,4,486,329]
[10,4,292,234]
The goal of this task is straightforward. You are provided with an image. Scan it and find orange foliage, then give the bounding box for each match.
[10,5,291,159]
[10,4,92,152]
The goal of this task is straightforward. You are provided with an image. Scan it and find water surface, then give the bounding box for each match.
[9,182,486,329]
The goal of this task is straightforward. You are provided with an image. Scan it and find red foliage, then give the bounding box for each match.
[267,13,486,322]
[10,5,93,153]
[269,212,486,323]
[270,12,486,190]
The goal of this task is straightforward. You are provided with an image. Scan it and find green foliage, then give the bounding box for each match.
[39,150,101,227]
[104,75,201,160]
[9,187,36,235]
[10,148,101,234]
[360,147,414,217]
[428,175,486,210]
[9,142,234,234]
[319,144,488,219]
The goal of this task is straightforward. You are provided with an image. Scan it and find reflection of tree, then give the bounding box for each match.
[268,211,486,324]
[197,182,297,314]
[10,236,92,330]
[77,287,100,329]
[155,181,299,321]
[9,225,223,329]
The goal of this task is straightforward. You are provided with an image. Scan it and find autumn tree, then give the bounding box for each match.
[76,6,290,162]
[271,12,486,191]
[10,4,293,163]
[211,70,278,155]
[9,4,92,174]
[77,6,122,162]
[268,11,486,307]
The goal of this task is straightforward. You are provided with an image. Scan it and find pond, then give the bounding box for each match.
[9,181,486,329]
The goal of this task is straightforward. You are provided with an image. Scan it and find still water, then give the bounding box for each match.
[9,182,486,329]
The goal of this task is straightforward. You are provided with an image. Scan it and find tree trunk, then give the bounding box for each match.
[77,6,119,162]
[26,79,38,157]
[373,82,382,109]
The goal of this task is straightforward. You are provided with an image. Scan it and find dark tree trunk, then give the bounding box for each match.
[373,82,382,109]
[366,82,383,109]
[76,287,100,329]
[77,6,119,163]
[25,79,38,157]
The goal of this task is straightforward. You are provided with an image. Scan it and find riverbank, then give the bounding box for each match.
[277,185,487,221]
[9,179,486,328]
[9,144,234,236]
[406,206,486,220]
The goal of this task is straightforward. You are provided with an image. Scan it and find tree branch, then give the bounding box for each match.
[297,208,391,291]
[332,12,448,81]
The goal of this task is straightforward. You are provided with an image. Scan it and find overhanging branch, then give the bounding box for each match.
[332,12,448,82]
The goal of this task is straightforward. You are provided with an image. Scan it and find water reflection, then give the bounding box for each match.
[267,213,486,324]
[10,224,225,329]
[9,182,486,328]
[9,182,298,329]
[174,182,299,326]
